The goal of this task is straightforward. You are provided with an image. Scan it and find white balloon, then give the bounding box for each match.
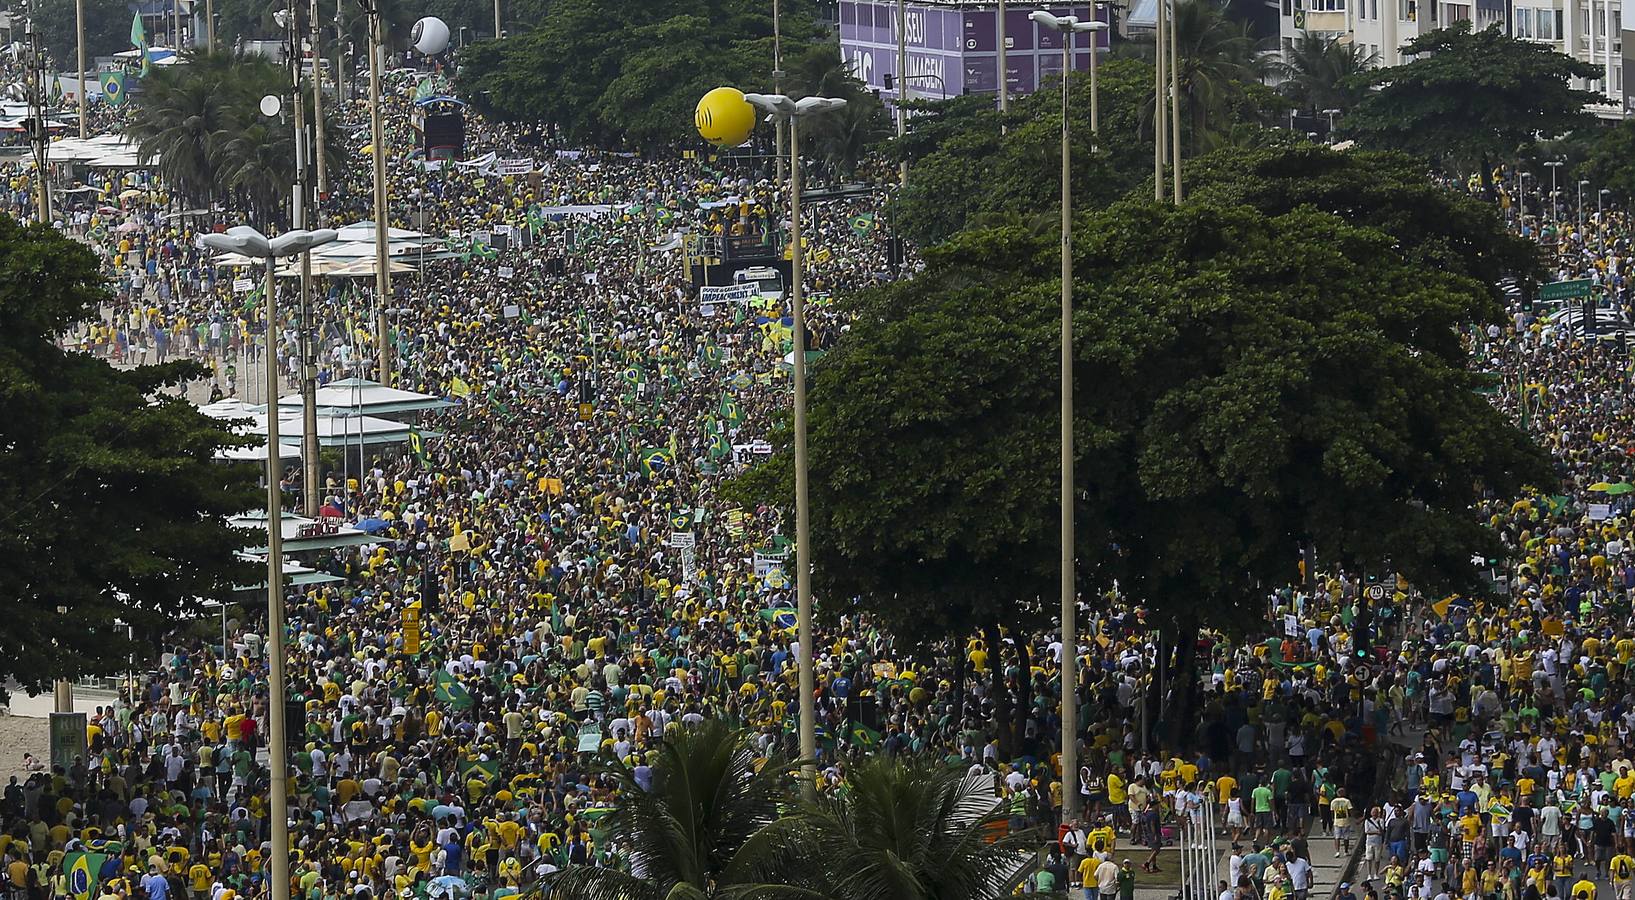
[410,17,451,56]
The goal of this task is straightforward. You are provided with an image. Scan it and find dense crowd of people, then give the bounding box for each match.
[3,59,1635,900]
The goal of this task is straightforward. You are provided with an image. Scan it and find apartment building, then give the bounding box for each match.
[1274,0,1625,115]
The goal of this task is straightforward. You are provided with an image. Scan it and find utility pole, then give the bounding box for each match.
[206,0,214,51]
[25,11,48,226]
[494,0,501,38]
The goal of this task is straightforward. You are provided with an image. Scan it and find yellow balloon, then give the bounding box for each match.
[695,87,756,147]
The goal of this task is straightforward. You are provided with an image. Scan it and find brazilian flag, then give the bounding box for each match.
[98,71,127,107]
[458,757,500,783]
[670,512,690,530]
[708,432,730,461]
[65,851,107,900]
[638,447,672,478]
[621,364,646,386]
[719,393,743,427]
[432,670,473,710]
[701,341,724,369]
[407,429,429,465]
[848,212,876,239]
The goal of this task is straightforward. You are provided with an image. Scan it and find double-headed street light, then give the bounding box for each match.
[740,91,846,799]
[199,224,336,900]
[1030,7,1102,826]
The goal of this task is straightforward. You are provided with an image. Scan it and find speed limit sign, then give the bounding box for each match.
[1364,584,1387,601]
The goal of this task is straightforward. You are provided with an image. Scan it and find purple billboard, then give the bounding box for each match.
[839,0,1104,107]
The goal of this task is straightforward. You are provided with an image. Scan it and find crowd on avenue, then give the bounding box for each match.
[2,58,1635,900]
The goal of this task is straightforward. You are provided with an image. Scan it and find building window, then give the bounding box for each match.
[1537,9,1556,38]
[1516,7,1532,36]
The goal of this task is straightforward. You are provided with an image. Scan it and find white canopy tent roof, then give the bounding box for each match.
[241,408,440,449]
[231,510,387,555]
[49,134,148,168]
[277,378,452,416]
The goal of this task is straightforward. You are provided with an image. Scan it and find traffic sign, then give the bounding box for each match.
[404,626,421,654]
[1364,584,1387,601]
[1539,278,1593,302]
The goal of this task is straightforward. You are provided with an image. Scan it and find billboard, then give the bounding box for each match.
[839,0,1104,107]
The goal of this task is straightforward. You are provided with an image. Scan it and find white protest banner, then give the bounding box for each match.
[233,278,253,293]
[502,304,520,319]
[699,283,757,304]
[498,266,515,279]
[497,157,535,175]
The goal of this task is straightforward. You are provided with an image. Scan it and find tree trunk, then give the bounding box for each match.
[1480,152,1496,201]
[1161,620,1202,750]
[985,620,1013,761]
[1014,632,1032,755]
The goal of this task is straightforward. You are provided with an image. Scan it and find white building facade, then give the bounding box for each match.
[1275,0,1625,116]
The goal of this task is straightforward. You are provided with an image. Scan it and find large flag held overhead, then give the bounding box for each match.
[130,13,150,76]
[64,851,107,900]
[432,670,473,709]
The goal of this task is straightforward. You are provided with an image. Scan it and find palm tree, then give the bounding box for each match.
[797,757,1040,900]
[217,117,296,228]
[1170,0,1267,155]
[547,722,813,900]
[1274,33,1376,114]
[783,43,890,178]
[127,63,241,207]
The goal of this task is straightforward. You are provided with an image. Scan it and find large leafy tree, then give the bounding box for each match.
[1574,120,1635,202]
[455,0,831,149]
[1346,22,1604,190]
[1169,0,1268,155]
[890,58,1158,246]
[737,147,1551,742]
[33,0,132,68]
[0,215,260,697]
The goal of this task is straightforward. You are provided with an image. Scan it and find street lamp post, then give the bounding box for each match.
[275,7,323,517]
[199,224,336,900]
[1545,160,1563,222]
[1520,172,1532,222]
[742,91,847,800]
[1030,7,1100,827]
[1578,180,1589,235]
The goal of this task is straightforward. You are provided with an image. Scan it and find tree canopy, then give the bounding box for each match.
[0,215,260,697]
[1346,22,1604,185]
[737,145,1551,650]
[34,0,131,67]
[453,0,881,153]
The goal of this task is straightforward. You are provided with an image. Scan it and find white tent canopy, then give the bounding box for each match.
[241,408,440,449]
[277,378,453,416]
[230,510,386,554]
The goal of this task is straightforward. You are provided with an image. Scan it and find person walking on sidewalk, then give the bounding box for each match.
[1333,788,1356,858]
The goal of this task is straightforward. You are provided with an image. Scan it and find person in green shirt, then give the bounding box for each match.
[1253,783,1276,841]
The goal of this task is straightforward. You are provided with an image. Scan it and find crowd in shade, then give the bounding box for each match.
[3,60,1635,900]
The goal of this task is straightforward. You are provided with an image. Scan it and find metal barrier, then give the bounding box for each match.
[1179,793,1219,900]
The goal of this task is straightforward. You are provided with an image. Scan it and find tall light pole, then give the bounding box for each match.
[743,91,848,800]
[1601,189,1612,252]
[998,0,1008,117]
[1578,179,1589,235]
[199,225,336,900]
[896,0,908,185]
[1545,160,1563,223]
[277,5,322,516]
[207,0,215,51]
[311,0,327,203]
[772,0,785,184]
[75,0,85,138]
[1167,0,1180,202]
[23,12,49,227]
[1031,8,1099,826]
[362,0,392,384]
[1153,0,1167,201]
[493,0,501,38]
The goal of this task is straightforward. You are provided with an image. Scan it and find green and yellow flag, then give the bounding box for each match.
[407,429,429,465]
[638,447,673,478]
[433,670,473,710]
[64,851,107,900]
